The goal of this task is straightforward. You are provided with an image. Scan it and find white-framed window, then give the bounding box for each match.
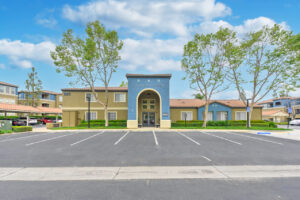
[181,111,193,120]
[6,86,9,94]
[64,92,71,96]
[217,111,228,121]
[85,93,96,102]
[202,112,213,121]
[0,86,4,93]
[85,111,97,120]
[114,93,126,102]
[142,99,147,109]
[235,111,246,120]
[59,96,63,102]
[10,87,16,95]
[108,112,117,120]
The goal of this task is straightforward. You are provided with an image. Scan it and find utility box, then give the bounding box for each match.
[0,120,12,131]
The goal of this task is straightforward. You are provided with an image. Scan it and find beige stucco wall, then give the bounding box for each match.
[231,108,262,120]
[170,108,198,122]
[18,99,57,108]
[0,93,18,104]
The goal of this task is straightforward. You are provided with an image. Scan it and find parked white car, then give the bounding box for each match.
[289,120,300,126]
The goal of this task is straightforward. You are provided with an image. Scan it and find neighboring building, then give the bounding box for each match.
[0,81,18,105]
[258,97,300,122]
[0,81,18,116]
[62,74,263,128]
[18,90,62,108]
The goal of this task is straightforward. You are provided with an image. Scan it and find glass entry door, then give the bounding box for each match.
[142,112,155,127]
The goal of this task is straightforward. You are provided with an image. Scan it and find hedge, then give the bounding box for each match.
[78,120,127,127]
[173,120,277,128]
[0,130,13,134]
[12,126,33,132]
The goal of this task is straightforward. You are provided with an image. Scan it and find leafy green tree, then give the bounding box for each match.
[119,81,128,87]
[25,67,42,107]
[193,93,204,100]
[51,21,123,127]
[226,24,299,126]
[182,28,233,127]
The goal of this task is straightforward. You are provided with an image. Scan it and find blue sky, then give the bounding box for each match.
[0,0,299,99]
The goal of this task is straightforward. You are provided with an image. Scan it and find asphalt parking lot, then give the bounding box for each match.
[1,130,300,199]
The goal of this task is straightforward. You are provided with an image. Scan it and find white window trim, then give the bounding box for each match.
[108,111,117,120]
[235,111,247,120]
[181,111,193,120]
[114,92,126,103]
[85,111,97,121]
[85,93,97,102]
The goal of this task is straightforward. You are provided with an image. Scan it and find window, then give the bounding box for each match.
[11,87,17,95]
[108,112,117,120]
[59,96,63,102]
[85,93,96,102]
[149,99,155,110]
[114,93,126,102]
[0,86,3,93]
[85,111,97,120]
[236,111,246,120]
[64,92,71,96]
[6,86,9,94]
[42,103,49,107]
[142,99,147,109]
[202,112,213,121]
[181,111,193,120]
[217,111,227,121]
[296,109,300,114]
[275,102,281,106]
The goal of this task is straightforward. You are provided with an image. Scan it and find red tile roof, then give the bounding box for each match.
[258,96,300,104]
[126,74,172,78]
[18,90,61,95]
[170,99,262,108]
[61,87,128,92]
[0,103,62,114]
[0,81,18,88]
[262,110,288,117]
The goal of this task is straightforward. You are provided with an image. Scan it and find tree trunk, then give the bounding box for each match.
[202,101,209,128]
[104,105,108,127]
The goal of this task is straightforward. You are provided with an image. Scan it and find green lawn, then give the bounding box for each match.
[171,126,291,130]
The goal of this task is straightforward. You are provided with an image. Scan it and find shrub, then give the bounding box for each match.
[78,120,127,127]
[268,121,277,128]
[12,126,32,132]
[0,130,13,134]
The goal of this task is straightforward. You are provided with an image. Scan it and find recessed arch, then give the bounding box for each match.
[136,88,162,127]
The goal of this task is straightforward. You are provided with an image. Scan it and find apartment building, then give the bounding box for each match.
[258,97,300,122]
[62,74,263,128]
[18,90,63,108]
[0,81,18,116]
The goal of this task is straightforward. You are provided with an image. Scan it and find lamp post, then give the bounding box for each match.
[287,102,292,129]
[246,98,251,128]
[87,96,91,129]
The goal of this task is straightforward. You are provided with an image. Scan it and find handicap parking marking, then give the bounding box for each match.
[152,130,159,146]
[201,132,242,145]
[226,132,283,145]
[25,132,79,146]
[70,131,104,146]
[176,131,200,146]
[114,131,130,145]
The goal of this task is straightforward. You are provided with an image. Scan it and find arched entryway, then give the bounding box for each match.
[137,89,161,127]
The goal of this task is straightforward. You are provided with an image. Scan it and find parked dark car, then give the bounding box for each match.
[19,117,38,125]
[12,119,26,126]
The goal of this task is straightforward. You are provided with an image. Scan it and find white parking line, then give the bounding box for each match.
[70,131,104,146]
[152,130,159,146]
[0,133,50,143]
[201,132,242,145]
[201,155,212,162]
[26,133,78,146]
[226,132,283,145]
[114,131,130,145]
[176,131,200,145]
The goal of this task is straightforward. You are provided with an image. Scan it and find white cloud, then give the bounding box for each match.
[289,88,300,97]
[196,17,288,35]
[62,0,231,37]
[0,63,6,69]
[0,39,56,69]
[120,38,185,71]
[36,18,57,28]
[180,89,198,99]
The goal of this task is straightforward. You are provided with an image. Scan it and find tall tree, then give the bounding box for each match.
[25,67,42,107]
[226,24,299,126]
[182,28,233,127]
[51,20,123,127]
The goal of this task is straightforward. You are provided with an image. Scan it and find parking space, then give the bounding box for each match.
[1,130,300,168]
